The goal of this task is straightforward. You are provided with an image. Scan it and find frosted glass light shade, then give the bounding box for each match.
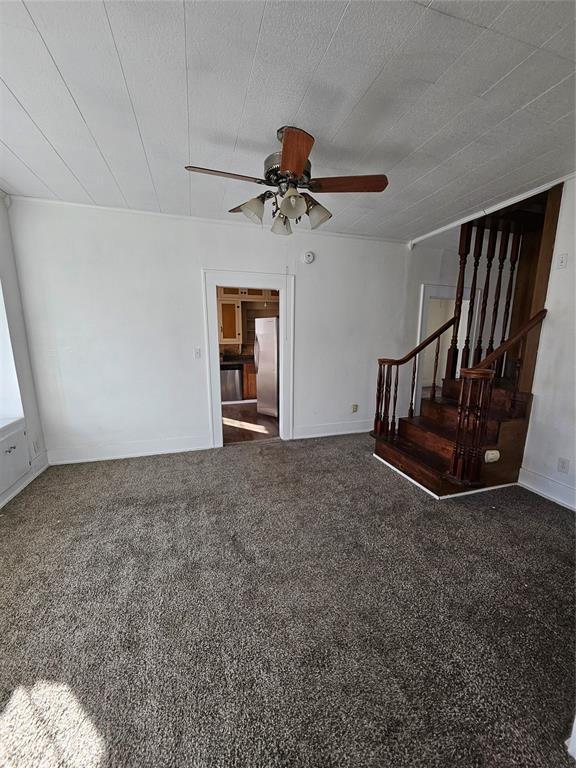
[279,187,306,219]
[271,214,292,235]
[240,196,265,224]
[307,199,332,230]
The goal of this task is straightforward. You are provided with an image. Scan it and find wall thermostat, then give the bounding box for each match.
[302,251,315,264]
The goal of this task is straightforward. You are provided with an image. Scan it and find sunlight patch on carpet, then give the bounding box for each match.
[0,680,105,767]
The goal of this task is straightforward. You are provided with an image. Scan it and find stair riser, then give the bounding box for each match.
[420,399,499,443]
[374,440,444,494]
[441,380,527,416]
[398,419,454,462]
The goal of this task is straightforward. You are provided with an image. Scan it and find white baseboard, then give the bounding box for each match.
[518,467,576,511]
[47,435,211,465]
[293,420,372,440]
[0,451,49,509]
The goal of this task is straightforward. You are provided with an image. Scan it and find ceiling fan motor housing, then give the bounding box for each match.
[264,151,311,188]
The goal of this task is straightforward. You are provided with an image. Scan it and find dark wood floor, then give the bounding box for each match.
[222,402,279,444]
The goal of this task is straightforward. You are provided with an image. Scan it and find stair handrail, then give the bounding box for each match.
[450,308,547,485]
[378,316,455,365]
[468,308,547,371]
[374,316,456,438]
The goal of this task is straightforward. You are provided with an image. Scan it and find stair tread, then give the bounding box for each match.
[400,415,456,442]
[421,395,523,422]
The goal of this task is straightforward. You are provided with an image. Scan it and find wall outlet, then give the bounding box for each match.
[556,252,568,269]
[557,457,570,474]
[351,403,358,413]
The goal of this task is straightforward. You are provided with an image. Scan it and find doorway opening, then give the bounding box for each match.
[218,286,280,444]
[203,270,294,449]
[415,284,477,414]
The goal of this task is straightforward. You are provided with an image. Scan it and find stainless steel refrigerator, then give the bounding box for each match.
[254,317,278,417]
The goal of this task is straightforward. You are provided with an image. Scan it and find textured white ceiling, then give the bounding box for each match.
[0,0,574,241]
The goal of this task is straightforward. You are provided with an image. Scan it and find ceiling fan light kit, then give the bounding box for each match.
[279,187,307,219]
[271,213,292,236]
[305,195,332,230]
[185,126,388,236]
[239,194,266,224]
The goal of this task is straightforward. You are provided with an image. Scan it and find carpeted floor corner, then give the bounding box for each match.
[0,433,574,768]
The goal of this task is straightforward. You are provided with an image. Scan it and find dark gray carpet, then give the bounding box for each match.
[0,434,574,768]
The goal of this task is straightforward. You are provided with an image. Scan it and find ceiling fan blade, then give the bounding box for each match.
[280,127,315,178]
[308,175,388,193]
[185,165,269,185]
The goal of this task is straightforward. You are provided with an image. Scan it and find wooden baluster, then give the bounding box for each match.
[390,365,399,439]
[486,221,510,360]
[450,377,469,481]
[445,221,473,379]
[408,357,417,418]
[473,220,498,365]
[374,362,384,435]
[511,336,525,412]
[496,225,521,378]
[460,219,485,369]
[382,365,392,438]
[431,336,441,401]
[450,369,494,484]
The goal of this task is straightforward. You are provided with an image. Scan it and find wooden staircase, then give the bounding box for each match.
[372,186,563,497]
[374,379,531,497]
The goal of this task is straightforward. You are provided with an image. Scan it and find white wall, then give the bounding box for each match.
[519,178,576,510]
[0,279,23,419]
[8,198,444,463]
[0,195,46,505]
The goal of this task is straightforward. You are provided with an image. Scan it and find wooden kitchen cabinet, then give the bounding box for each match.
[218,286,242,298]
[218,300,242,343]
[243,363,257,399]
[217,286,279,302]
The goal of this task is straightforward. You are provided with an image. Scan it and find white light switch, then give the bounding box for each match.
[194,347,201,359]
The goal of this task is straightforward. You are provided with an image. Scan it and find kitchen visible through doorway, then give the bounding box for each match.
[217,286,280,445]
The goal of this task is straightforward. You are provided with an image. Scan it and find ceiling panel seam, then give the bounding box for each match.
[231,1,266,154]
[361,28,549,170]
[383,71,575,200]
[293,0,350,122]
[22,0,129,208]
[333,34,573,221]
[427,2,573,59]
[426,3,511,36]
[0,75,96,203]
[0,137,59,198]
[101,0,161,213]
[327,3,429,142]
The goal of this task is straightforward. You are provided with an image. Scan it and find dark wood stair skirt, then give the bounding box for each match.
[372,378,530,498]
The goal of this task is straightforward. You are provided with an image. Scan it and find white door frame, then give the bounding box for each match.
[202,269,295,448]
[417,283,476,348]
[414,283,480,414]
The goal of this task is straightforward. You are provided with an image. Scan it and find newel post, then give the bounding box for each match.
[445,221,473,380]
[449,368,495,484]
[374,362,384,435]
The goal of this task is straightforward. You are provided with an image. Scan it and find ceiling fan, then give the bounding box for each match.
[185,126,388,235]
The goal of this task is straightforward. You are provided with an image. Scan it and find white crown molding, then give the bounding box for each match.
[7,194,405,246]
[408,172,576,248]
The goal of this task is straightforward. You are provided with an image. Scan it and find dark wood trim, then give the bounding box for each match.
[461,220,484,368]
[518,184,563,392]
[445,221,472,378]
